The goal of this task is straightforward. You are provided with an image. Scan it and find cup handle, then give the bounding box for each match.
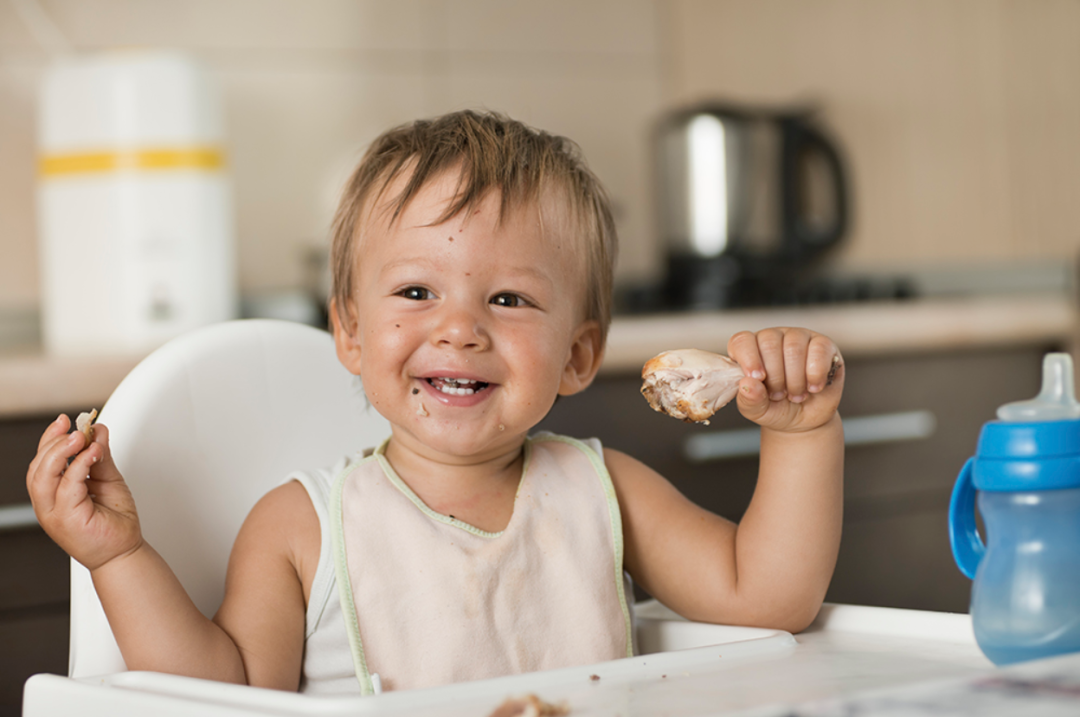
[949,457,985,579]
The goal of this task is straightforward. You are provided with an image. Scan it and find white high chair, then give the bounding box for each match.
[65,319,391,677]
[24,318,798,717]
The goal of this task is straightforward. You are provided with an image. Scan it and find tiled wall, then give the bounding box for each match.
[2,0,1079,316]
[0,0,664,310]
[664,0,1080,272]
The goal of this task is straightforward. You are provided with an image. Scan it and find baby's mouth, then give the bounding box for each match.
[426,377,491,396]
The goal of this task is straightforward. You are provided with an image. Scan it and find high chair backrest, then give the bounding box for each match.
[69,319,391,678]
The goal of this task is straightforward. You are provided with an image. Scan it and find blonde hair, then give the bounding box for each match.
[329,110,618,344]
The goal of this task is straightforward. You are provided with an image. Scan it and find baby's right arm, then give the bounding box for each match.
[26,414,311,689]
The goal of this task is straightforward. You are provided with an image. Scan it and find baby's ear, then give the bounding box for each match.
[558,321,604,396]
[330,299,363,375]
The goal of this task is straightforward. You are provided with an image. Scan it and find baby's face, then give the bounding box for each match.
[335,171,599,463]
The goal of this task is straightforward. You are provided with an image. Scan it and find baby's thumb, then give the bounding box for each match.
[88,424,122,482]
[735,376,770,422]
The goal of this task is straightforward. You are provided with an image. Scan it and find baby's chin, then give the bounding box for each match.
[395,422,527,463]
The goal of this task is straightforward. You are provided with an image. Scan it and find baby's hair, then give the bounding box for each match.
[329,109,618,345]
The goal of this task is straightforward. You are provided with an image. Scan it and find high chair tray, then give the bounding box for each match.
[23,602,991,717]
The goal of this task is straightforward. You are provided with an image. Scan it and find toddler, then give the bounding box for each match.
[27,110,844,695]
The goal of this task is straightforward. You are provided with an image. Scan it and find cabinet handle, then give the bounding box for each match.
[0,502,39,531]
[684,410,937,463]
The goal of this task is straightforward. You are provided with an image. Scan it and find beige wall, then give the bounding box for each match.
[0,0,663,311]
[663,0,1080,271]
[2,0,1079,316]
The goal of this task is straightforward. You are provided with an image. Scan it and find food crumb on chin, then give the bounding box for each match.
[417,402,429,417]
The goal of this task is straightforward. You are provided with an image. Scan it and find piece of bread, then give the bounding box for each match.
[75,408,98,443]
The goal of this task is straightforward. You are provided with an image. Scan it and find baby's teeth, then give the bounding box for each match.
[436,384,475,396]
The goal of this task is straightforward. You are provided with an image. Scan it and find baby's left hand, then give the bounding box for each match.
[727,328,844,433]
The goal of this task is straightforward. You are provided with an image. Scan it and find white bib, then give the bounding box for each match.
[329,433,633,693]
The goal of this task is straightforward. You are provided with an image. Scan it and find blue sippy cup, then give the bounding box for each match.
[949,352,1080,665]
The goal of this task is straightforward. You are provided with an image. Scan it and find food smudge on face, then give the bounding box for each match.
[417,402,429,417]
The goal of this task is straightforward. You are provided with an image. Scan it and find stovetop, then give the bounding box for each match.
[614,260,1073,315]
[615,274,918,314]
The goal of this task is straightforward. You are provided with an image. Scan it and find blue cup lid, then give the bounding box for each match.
[974,418,1080,490]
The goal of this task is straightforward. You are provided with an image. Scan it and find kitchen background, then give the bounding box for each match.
[2,0,1080,321]
[2,0,1080,713]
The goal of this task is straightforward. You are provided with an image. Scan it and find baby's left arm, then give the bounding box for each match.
[609,327,844,633]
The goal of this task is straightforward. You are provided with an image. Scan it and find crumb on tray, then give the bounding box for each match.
[487,693,569,717]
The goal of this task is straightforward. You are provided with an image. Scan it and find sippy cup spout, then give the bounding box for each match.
[996,353,1080,422]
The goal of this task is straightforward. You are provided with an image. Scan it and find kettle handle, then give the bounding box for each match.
[949,457,985,579]
[781,119,848,261]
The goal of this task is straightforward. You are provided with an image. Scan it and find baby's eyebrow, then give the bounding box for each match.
[379,256,439,276]
[380,257,555,287]
[499,265,555,287]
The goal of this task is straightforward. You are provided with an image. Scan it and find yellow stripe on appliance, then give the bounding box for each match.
[39,147,225,177]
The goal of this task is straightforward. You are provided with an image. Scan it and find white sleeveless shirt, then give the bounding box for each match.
[288,433,633,695]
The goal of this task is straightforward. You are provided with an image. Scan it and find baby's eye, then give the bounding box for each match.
[398,286,434,301]
[490,293,528,308]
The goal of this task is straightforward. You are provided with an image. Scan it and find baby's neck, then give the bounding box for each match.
[383,436,525,533]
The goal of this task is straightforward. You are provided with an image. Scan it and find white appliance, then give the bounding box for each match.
[37,50,237,356]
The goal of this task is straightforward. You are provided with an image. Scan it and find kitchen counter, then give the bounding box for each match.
[602,292,1078,372]
[1,293,1075,417]
[0,347,146,418]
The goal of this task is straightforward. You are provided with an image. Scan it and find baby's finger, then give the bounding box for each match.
[755,329,788,400]
[782,329,812,401]
[91,423,113,462]
[806,336,840,393]
[56,443,99,514]
[727,331,767,381]
[36,414,70,452]
[28,430,86,506]
[27,433,69,495]
[28,415,71,482]
[86,425,123,484]
[27,458,63,516]
[735,374,771,422]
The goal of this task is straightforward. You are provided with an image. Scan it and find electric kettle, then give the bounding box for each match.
[655,104,848,310]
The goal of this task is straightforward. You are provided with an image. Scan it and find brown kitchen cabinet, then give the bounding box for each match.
[537,345,1055,615]
[0,413,74,715]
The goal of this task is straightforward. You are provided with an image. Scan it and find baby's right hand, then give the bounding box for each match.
[26,414,142,571]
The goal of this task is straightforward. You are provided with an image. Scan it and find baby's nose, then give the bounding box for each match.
[432,304,490,350]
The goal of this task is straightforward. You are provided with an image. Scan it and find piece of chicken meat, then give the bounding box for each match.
[641,349,745,425]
